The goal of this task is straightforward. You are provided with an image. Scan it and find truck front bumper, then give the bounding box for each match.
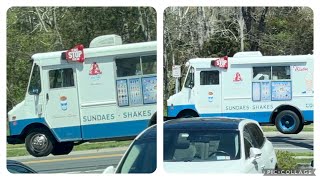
[7,136,24,144]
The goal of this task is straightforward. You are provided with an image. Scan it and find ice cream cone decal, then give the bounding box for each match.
[60,96,67,111]
[89,62,102,75]
[233,72,242,82]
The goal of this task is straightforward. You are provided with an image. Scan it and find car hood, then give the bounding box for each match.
[164,160,253,173]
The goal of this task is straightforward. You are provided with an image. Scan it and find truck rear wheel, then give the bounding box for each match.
[51,142,74,155]
[25,128,55,157]
[275,110,302,134]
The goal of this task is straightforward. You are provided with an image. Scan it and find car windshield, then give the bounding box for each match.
[164,130,240,162]
[117,137,156,173]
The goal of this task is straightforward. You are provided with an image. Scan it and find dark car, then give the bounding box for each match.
[103,125,157,174]
[7,160,37,173]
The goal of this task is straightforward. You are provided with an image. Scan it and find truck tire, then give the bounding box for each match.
[25,128,55,157]
[51,142,74,155]
[275,110,302,134]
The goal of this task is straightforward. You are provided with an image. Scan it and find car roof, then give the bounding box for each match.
[164,117,248,130]
[7,160,37,173]
[136,124,156,140]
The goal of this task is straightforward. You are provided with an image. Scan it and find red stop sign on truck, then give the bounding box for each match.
[66,44,85,63]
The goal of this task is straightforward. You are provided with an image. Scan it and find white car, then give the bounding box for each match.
[103,124,157,174]
[164,117,277,173]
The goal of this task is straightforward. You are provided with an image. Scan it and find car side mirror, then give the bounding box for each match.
[103,166,115,174]
[249,147,262,163]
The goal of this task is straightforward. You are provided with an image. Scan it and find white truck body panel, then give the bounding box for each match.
[167,53,313,127]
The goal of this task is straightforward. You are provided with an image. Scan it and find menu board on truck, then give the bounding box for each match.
[261,81,271,101]
[116,79,129,106]
[128,78,143,105]
[142,76,157,104]
[252,82,261,101]
[271,81,292,101]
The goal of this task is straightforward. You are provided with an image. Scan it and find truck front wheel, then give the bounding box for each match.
[51,142,74,155]
[275,110,303,134]
[25,128,55,157]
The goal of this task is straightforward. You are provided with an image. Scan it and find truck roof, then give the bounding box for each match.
[188,53,313,68]
[31,41,157,61]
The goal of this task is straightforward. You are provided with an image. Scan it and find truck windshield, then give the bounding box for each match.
[184,66,194,88]
[28,63,41,95]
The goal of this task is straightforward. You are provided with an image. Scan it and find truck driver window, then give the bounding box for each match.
[272,66,291,80]
[49,68,74,89]
[200,71,219,85]
[253,67,271,80]
[141,55,156,75]
[116,57,141,77]
[28,64,41,95]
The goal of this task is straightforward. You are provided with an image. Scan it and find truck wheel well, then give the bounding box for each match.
[177,109,199,118]
[270,105,303,124]
[21,123,55,141]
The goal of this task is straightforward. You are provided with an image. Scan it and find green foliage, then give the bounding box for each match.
[276,151,298,170]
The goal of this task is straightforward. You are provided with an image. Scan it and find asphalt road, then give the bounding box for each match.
[7,132,313,174]
[265,132,313,153]
[8,147,127,174]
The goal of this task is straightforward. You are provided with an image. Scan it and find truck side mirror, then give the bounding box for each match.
[28,87,41,95]
[188,81,194,88]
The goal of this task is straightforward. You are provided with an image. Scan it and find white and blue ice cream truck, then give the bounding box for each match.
[7,35,157,157]
[167,51,313,134]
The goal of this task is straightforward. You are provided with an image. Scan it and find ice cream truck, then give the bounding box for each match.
[167,51,313,134]
[7,35,157,157]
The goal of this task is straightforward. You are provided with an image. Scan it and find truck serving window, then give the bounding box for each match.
[272,66,291,80]
[116,57,141,77]
[49,68,74,89]
[141,55,156,75]
[116,55,156,77]
[28,63,41,95]
[253,66,290,80]
[253,67,271,80]
[200,71,219,85]
[115,55,157,107]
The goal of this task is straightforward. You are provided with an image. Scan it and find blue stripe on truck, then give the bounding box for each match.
[9,118,47,136]
[8,118,149,142]
[167,105,313,123]
[81,119,149,140]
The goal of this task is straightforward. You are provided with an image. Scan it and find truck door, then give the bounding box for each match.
[194,69,222,116]
[42,65,81,141]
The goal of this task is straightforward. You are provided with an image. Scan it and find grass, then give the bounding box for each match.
[276,150,313,169]
[262,123,313,132]
[7,140,132,157]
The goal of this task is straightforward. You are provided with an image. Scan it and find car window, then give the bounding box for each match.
[164,130,240,162]
[7,165,34,173]
[247,124,265,148]
[117,138,156,173]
